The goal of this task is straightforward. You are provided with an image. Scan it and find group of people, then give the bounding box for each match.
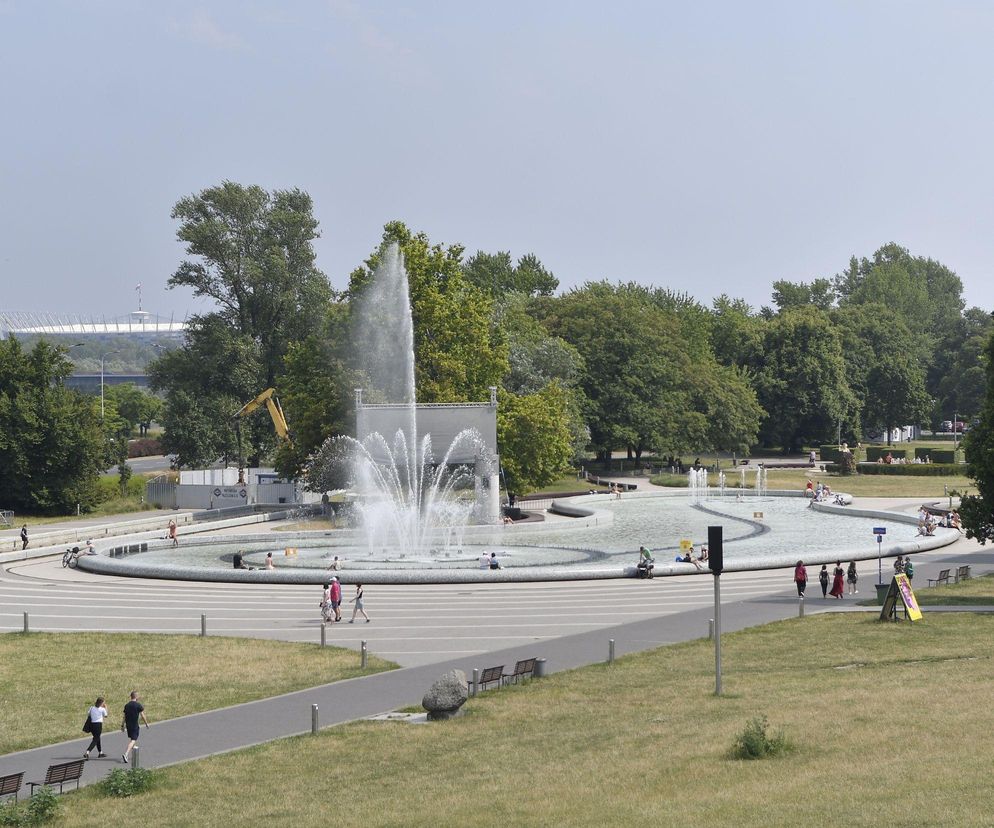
[82,690,149,764]
[795,560,859,598]
[880,452,932,465]
[479,551,502,570]
[893,555,915,580]
[918,506,962,536]
[321,577,370,623]
[805,480,834,502]
[675,545,708,570]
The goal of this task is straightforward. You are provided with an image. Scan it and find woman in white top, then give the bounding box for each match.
[84,696,109,759]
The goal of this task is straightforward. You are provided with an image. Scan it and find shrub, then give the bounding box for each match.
[854,462,968,476]
[94,475,146,503]
[865,446,907,462]
[100,767,158,798]
[0,786,60,825]
[914,448,959,464]
[731,716,789,760]
[128,438,163,458]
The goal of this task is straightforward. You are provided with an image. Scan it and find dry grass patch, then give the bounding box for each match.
[0,633,393,754]
[53,613,994,827]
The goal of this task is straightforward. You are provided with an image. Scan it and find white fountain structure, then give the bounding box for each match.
[687,467,709,503]
[344,243,501,558]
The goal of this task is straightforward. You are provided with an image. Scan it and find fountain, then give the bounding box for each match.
[342,243,495,558]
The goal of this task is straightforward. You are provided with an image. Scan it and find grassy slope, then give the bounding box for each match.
[55,613,994,827]
[0,633,393,754]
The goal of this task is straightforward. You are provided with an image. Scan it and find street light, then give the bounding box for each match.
[100,351,119,419]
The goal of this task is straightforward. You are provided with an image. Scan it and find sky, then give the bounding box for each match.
[2,0,994,321]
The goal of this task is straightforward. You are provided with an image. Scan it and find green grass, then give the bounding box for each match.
[52,613,994,827]
[525,475,609,495]
[914,573,994,606]
[0,633,394,754]
[761,467,973,498]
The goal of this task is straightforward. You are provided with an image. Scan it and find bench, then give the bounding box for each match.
[927,569,951,588]
[955,565,972,583]
[478,665,505,691]
[0,771,24,802]
[502,658,537,686]
[28,760,84,795]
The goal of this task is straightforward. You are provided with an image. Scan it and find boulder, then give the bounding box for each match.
[422,669,468,720]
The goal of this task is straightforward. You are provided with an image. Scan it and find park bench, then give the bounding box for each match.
[28,760,84,795]
[927,569,951,588]
[0,771,24,802]
[955,565,972,583]
[502,658,537,686]
[478,665,505,691]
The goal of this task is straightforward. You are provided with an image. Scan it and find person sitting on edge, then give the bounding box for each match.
[805,479,814,497]
[489,552,501,570]
[699,546,709,562]
[479,551,490,569]
[233,551,248,569]
[265,552,275,569]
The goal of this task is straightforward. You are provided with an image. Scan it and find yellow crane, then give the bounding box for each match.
[233,388,291,484]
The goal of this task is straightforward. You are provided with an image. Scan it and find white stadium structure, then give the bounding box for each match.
[0,309,187,337]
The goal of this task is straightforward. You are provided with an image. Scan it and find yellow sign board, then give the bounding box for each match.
[753,512,764,519]
[679,539,693,552]
[880,574,922,622]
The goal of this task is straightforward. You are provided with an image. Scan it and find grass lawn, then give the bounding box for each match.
[760,467,973,498]
[0,633,394,754]
[525,475,609,495]
[914,573,994,606]
[53,613,994,827]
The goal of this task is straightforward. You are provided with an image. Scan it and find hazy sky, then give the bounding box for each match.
[2,0,993,321]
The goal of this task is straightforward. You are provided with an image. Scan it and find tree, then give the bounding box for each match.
[771,278,835,312]
[959,328,994,544]
[463,250,558,297]
[496,384,574,493]
[752,306,856,452]
[0,339,105,513]
[103,383,162,437]
[863,357,931,445]
[154,182,332,468]
[347,222,508,404]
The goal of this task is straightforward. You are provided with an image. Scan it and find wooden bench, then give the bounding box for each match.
[0,771,24,802]
[478,665,505,691]
[28,760,84,795]
[955,565,972,583]
[502,658,537,686]
[927,569,951,588]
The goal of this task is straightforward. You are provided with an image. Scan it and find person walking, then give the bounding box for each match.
[121,690,149,764]
[320,582,334,622]
[847,561,858,595]
[20,525,28,550]
[829,561,845,598]
[794,560,807,598]
[167,519,178,547]
[904,557,915,582]
[348,583,371,623]
[83,696,108,759]
[819,564,829,598]
[330,576,342,621]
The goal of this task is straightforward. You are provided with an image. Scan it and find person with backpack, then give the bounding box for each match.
[819,564,829,598]
[847,561,858,595]
[83,696,108,759]
[904,558,915,582]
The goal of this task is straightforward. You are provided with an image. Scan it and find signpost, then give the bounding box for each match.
[708,525,724,696]
[873,527,887,585]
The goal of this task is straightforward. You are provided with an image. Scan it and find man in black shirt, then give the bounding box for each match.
[122,690,150,764]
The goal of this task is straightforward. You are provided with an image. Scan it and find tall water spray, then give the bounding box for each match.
[346,243,489,556]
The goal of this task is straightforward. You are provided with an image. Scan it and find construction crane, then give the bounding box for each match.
[233,388,291,484]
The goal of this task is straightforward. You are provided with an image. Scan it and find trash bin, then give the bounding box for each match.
[534,657,547,678]
[875,582,890,605]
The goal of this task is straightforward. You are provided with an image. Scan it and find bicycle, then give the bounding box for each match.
[62,546,80,568]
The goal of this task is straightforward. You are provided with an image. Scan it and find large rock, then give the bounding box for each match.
[422,669,468,720]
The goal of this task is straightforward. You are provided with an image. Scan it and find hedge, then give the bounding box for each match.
[819,445,863,462]
[914,447,960,464]
[853,462,968,476]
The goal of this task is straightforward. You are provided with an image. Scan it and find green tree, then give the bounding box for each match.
[771,278,835,312]
[103,383,162,437]
[154,182,332,468]
[496,383,574,493]
[0,339,105,513]
[959,329,994,543]
[863,357,931,445]
[463,250,558,297]
[752,306,856,452]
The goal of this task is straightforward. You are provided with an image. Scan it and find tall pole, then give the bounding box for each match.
[713,572,722,695]
[100,351,118,419]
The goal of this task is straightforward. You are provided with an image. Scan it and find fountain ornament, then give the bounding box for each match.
[329,242,494,558]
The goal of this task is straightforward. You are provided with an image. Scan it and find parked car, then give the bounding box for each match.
[939,420,953,432]
[952,420,967,432]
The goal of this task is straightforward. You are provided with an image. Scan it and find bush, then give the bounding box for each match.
[94,475,146,503]
[0,786,60,825]
[731,716,789,760]
[836,452,857,476]
[854,462,968,476]
[914,448,959,464]
[128,438,163,458]
[100,767,158,798]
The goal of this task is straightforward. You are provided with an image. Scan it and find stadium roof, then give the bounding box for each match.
[0,310,187,336]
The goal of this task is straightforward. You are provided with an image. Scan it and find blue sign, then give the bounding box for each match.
[873,527,887,535]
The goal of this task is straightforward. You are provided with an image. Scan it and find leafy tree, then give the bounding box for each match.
[863,357,931,445]
[771,278,835,312]
[153,182,332,468]
[103,383,162,437]
[0,339,105,513]
[347,222,508,404]
[710,295,763,369]
[496,383,574,493]
[463,250,558,297]
[752,306,857,452]
[959,328,994,544]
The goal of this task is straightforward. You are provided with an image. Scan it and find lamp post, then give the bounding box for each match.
[954,411,959,450]
[100,351,119,419]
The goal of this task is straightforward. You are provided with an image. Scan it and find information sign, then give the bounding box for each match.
[879,574,922,622]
